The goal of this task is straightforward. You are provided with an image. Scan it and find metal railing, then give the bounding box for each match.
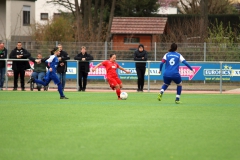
[3,41,240,61]
[2,59,240,93]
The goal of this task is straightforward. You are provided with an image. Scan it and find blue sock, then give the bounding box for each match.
[176,86,182,101]
[160,84,168,94]
[58,83,64,97]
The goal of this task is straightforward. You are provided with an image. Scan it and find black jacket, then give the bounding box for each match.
[74,52,93,73]
[9,47,31,70]
[133,50,148,68]
[57,50,70,73]
[0,47,7,68]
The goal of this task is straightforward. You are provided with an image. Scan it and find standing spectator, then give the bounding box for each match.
[57,44,70,91]
[28,47,68,99]
[74,46,94,91]
[28,53,48,91]
[92,54,130,100]
[9,42,31,91]
[0,41,7,90]
[133,44,148,92]
[158,43,194,104]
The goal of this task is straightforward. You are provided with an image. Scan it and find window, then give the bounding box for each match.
[53,13,61,20]
[23,6,30,25]
[41,13,48,20]
[124,37,140,43]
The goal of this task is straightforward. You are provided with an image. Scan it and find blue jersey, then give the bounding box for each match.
[46,55,59,73]
[162,51,185,77]
[42,55,60,85]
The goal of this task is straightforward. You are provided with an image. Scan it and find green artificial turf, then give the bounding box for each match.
[0,91,239,160]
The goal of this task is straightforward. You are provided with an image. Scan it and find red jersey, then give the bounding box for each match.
[102,60,119,78]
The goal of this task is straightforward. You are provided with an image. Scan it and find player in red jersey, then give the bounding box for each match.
[92,54,131,100]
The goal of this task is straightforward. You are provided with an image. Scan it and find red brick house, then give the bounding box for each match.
[110,17,167,51]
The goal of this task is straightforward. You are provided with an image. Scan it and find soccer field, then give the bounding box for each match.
[0,91,239,160]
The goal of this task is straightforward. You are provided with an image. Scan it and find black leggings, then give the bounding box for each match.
[136,67,146,90]
[78,71,88,90]
[13,69,25,89]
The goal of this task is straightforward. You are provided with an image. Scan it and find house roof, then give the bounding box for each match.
[111,17,167,34]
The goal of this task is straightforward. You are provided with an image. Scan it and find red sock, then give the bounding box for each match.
[116,89,121,98]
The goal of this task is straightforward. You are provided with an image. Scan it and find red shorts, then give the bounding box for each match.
[107,76,122,87]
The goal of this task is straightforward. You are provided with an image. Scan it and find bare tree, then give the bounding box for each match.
[93,0,100,34]
[82,0,88,31]
[88,0,93,33]
[200,0,208,41]
[97,0,105,42]
[75,0,81,41]
[106,0,116,42]
[160,18,202,43]
[47,0,76,16]
[177,0,235,14]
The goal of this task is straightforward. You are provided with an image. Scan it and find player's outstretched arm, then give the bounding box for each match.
[92,62,102,72]
[182,60,194,73]
[119,66,131,74]
[182,60,192,70]
[159,59,165,75]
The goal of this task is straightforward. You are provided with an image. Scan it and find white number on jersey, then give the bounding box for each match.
[169,58,175,66]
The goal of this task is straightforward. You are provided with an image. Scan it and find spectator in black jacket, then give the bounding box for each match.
[0,41,7,90]
[9,42,31,91]
[133,44,148,92]
[74,46,93,91]
[57,44,70,91]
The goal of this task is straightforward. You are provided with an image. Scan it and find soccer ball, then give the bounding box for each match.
[120,92,128,100]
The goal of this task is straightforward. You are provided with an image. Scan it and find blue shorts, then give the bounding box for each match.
[163,76,182,85]
[44,72,60,85]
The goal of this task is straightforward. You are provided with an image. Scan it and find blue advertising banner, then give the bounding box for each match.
[66,61,240,81]
[66,61,77,79]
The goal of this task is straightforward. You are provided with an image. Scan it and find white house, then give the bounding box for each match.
[158,6,178,14]
[157,0,178,14]
[0,0,36,41]
[0,0,74,41]
[35,0,70,25]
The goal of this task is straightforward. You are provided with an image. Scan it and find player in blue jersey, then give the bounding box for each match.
[158,43,193,104]
[27,47,68,99]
